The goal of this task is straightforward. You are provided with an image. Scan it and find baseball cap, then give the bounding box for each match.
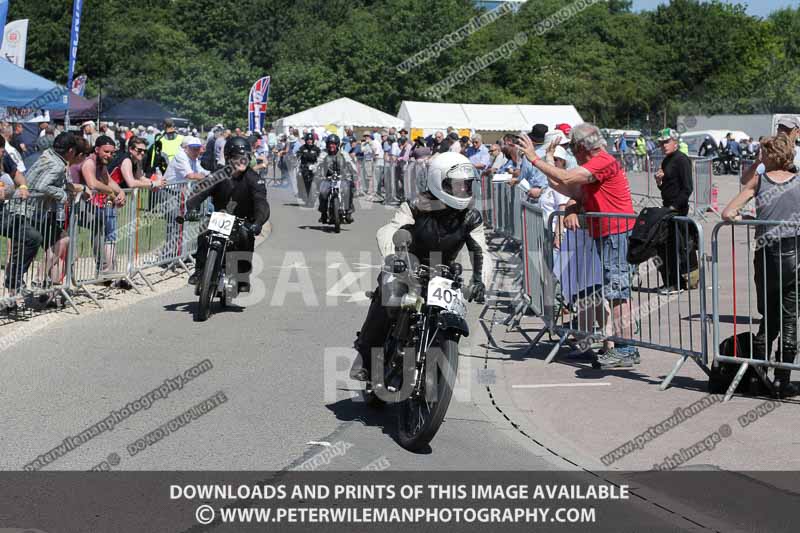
[184,136,202,148]
[545,131,569,146]
[657,128,680,142]
[553,145,568,161]
[777,116,800,130]
[555,123,572,137]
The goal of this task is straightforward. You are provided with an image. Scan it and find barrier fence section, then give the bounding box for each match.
[689,157,715,220]
[0,183,210,316]
[513,208,710,390]
[67,189,141,303]
[711,220,800,401]
[0,194,78,313]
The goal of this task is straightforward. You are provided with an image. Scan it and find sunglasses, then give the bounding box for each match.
[131,147,146,154]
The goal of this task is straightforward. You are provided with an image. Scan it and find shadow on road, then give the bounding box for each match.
[297,225,349,233]
[162,300,245,317]
[325,396,432,454]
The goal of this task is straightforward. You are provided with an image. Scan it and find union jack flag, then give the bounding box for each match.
[248,76,271,132]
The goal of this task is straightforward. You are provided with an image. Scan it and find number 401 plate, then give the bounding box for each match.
[427,276,467,317]
[208,212,236,236]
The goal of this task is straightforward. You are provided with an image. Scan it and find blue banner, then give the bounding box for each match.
[247,76,270,132]
[0,1,8,36]
[66,0,83,96]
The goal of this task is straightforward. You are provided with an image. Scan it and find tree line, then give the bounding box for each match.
[9,0,800,130]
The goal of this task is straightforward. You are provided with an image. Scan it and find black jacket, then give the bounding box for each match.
[298,144,321,166]
[658,151,693,212]
[187,167,270,227]
[402,198,485,282]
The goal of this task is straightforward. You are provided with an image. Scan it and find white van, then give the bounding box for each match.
[681,130,750,156]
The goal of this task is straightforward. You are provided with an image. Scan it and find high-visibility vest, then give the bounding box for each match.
[679,141,689,155]
[635,137,647,155]
[161,134,184,161]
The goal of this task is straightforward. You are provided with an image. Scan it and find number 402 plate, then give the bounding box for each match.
[427,276,467,317]
[208,212,236,236]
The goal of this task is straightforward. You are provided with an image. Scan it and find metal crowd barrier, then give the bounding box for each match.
[711,220,800,401]
[519,211,710,390]
[67,190,140,303]
[0,194,78,313]
[474,172,492,230]
[0,183,212,316]
[402,160,426,204]
[127,184,207,289]
[689,157,715,220]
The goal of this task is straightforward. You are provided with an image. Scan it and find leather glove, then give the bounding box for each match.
[250,224,263,236]
[383,254,407,274]
[467,281,486,304]
[175,215,185,225]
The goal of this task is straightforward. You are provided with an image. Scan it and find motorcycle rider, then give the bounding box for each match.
[698,135,718,158]
[317,134,356,224]
[350,152,492,381]
[297,133,320,205]
[184,136,270,293]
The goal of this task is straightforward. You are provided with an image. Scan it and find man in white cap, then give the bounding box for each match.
[163,136,209,186]
[81,121,98,146]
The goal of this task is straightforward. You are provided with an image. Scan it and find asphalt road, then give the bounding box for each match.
[1,184,763,532]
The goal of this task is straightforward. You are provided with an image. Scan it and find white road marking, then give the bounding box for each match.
[306,441,331,447]
[511,383,611,389]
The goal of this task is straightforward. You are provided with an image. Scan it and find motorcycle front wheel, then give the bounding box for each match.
[195,248,218,322]
[331,196,341,233]
[397,331,459,451]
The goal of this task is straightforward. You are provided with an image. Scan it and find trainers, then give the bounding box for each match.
[658,286,684,296]
[318,215,328,224]
[591,349,634,369]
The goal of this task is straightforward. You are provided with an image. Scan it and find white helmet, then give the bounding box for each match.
[426,152,475,210]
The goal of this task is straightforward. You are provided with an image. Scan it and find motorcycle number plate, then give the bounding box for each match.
[427,277,466,317]
[208,212,236,237]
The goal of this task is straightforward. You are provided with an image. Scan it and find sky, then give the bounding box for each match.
[632,0,798,18]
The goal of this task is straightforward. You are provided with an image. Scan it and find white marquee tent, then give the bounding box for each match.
[397,101,583,136]
[274,97,403,134]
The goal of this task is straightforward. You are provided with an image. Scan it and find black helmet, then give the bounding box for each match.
[304,133,314,143]
[326,134,340,155]
[224,136,251,161]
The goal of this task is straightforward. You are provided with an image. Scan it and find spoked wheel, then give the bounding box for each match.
[331,196,341,233]
[195,249,218,322]
[397,331,459,451]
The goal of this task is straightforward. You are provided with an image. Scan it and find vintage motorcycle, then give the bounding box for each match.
[194,211,255,322]
[364,229,471,451]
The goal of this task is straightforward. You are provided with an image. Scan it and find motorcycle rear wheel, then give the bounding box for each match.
[397,332,459,451]
[195,249,218,322]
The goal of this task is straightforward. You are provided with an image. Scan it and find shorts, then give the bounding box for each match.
[595,230,631,301]
[96,207,118,243]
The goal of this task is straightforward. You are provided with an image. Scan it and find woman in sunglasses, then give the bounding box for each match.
[109,136,166,190]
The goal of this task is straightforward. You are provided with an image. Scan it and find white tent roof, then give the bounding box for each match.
[397,101,583,132]
[274,97,403,129]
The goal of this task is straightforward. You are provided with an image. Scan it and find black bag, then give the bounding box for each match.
[709,332,765,395]
[626,207,674,264]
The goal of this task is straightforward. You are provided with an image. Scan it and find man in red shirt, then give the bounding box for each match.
[518,123,638,369]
